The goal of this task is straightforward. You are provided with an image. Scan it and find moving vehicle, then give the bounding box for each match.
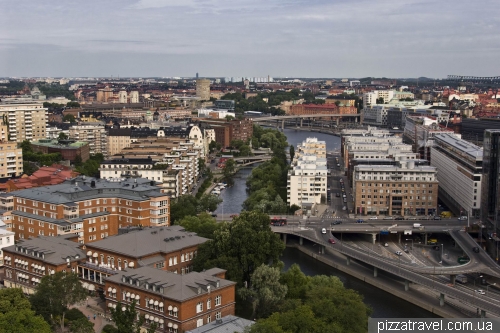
[433,216,442,220]
[336,163,340,167]
[328,238,336,244]
[369,216,378,220]
[384,243,389,247]
[395,251,402,256]
[270,216,287,226]
[475,289,485,295]
[395,217,404,220]
[473,246,480,253]
[321,228,327,234]
[336,193,340,197]
[428,238,438,245]
[342,206,347,211]
[458,216,467,220]
[440,211,452,218]
[331,221,342,225]
[413,223,421,228]
[356,219,364,223]
[456,275,468,284]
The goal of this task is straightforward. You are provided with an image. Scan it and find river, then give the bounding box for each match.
[214,128,437,318]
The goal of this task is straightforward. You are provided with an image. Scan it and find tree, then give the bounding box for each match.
[170,195,199,223]
[289,145,295,162]
[222,159,236,186]
[192,211,285,286]
[376,97,384,104]
[63,114,76,123]
[70,318,95,333]
[23,161,39,176]
[209,141,218,153]
[178,213,219,238]
[66,101,81,108]
[225,115,235,121]
[198,157,206,175]
[109,300,157,333]
[239,264,288,319]
[198,194,222,213]
[58,132,68,140]
[0,288,51,333]
[30,272,88,332]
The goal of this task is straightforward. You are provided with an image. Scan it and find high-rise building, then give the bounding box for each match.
[481,129,500,259]
[107,128,131,157]
[196,79,210,101]
[0,125,23,179]
[129,91,139,103]
[69,123,108,156]
[118,90,127,103]
[0,99,48,142]
[196,72,199,78]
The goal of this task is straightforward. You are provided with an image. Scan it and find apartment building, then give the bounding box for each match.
[0,228,15,266]
[353,161,438,217]
[3,235,86,294]
[69,123,108,156]
[196,79,211,101]
[0,125,23,179]
[324,95,356,107]
[362,90,395,106]
[0,98,48,142]
[288,104,357,116]
[107,128,132,157]
[105,266,236,332]
[7,176,170,243]
[431,134,482,218]
[197,119,253,148]
[287,138,328,208]
[361,105,390,127]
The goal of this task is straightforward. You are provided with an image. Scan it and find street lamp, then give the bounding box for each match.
[406,238,414,250]
[487,283,496,295]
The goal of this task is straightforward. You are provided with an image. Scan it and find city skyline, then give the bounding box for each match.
[0,0,499,77]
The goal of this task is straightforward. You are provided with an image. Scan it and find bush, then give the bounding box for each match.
[65,308,86,322]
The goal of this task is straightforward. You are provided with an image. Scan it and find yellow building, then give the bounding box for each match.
[0,125,23,178]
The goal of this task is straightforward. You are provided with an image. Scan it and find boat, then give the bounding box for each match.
[211,189,221,195]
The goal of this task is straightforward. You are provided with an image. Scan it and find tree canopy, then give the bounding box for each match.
[0,288,51,333]
[108,300,157,333]
[178,212,219,238]
[170,194,222,224]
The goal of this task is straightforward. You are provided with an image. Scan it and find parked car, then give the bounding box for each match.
[321,228,327,234]
[383,217,393,220]
[384,243,389,247]
[395,251,403,256]
[211,213,217,217]
[434,216,442,220]
[395,217,404,220]
[369,216,378,220]
[356,219,364,223]
[328,238,336,244]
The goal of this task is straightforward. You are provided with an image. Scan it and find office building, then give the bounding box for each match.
[363,90,394,106]
[287,138,328,208]
[130,91,140,103]
[69,123,108,156]
[0,98,48,142]
[6,176,170,243]
[431,134,482,218]
[353,161,438,217]
[196,79,211,101]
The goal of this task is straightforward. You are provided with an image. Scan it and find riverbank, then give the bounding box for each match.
[287,241,477,318]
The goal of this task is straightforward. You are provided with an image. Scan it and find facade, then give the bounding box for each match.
[118,90,128,103]
[107,128,132,157]
[363,90,395,106]
[0,98,48,143]
[287,138,328,208]
[0,228,15,266]
[31,139,91,162]
[481,130,500,259]
[6,176,170,243]
[69,123,108,156]
[196,79,211,101]
[213,100,235,110]
[130,91,140,103]
[0,125,23,178]
[431,134,482,218]
[197,119,253,148]
[361,105,389,127]
[324,95,356,107]
[288,104,357,116]
[353,161,438,217]
[3,235,87,294]
[462,118,500,144]
[105,266,236,332]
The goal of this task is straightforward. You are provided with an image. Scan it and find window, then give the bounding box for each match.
[196,301,203,313]
[207,298,211,309]
[215,311,221,320]
[207,314,212,323]
[215,295,221,306]
[197,318,203,327]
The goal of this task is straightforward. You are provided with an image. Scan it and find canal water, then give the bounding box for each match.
[215,128,436,318]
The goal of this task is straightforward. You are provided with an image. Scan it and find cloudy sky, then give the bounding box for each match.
[0,0,499,78]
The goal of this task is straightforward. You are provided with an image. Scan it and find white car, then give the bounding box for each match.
[475,290,486,295]
[321,228,327,234]
[395,251,402,256]
[369,216,378,220]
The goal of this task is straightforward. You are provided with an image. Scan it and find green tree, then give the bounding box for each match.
[239,264,288,319]
[198,157,206,175]
[376,97,384,104]
[209,140,218,153]
[30,272,88,332]
[102,324,118,333]
[192,211,285,286]
[69,317,95,333]
[222,159,236,186]
[58,132,68,140]
[66,101,81,108]
[20,140,33,154]
[63,114,76,123]
[225,115,235,121]
[23,161,39,176]
[198,194,223,213]
[0,288,51,333]
[289,145,295,162]
[170,195,199,223]
[109,300,157,333]
[178,213,219,238]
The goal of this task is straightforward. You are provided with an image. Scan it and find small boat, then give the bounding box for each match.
[211,189,221,195]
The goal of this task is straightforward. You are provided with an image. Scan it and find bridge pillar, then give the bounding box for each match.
[281,119,285,130]
[398,233,401,244]
[439,293,445,307]
[424,233,428,245]
[374,267,378,277]
[300,118,303,127]
[346,256,351,266]
[372,233,376,244]
[481,310,486,318]
[405,280,409,291]
[299,237,303,245]
[276,119,279,129]
[321,245,324,254]
[336,118,340,126]
[450,275,456,285]
[283,234,287,245]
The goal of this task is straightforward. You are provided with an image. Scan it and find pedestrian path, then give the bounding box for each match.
[70,296,111,333]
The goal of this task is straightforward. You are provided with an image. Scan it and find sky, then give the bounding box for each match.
[0,0,499,78]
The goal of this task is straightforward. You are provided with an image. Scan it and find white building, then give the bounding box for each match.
[0,228,15,266]
[431,134,482,218]
[0,98,48,142]
[197,108,236,119]
[118,90,128,103]
[287,138,328,208]
[68,123,108,156]
[129,91,139,103]
[363,90,395,106]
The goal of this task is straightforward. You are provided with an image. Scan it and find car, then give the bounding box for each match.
[458,216,467,220]
[473,246,480,253]
[395,251,403,256]
[321,228,327,234]
[336,193,340,197]
[356,219,364,223]
[395,217,404,220]
[369,216,378,220]
[211,213,217,217]
[408,217,417,220]
[343,198,347,203]
[433,216,442,220]
[328,238,336,244]
[342,194,347,198]
[475,289,486,295]
[339,179,343,183]
[383,216,393,220]
[342,206,347,211]
[384,242,389,247]
[404,248,409,253]
[336,163,340,167]
[331,221,342,225]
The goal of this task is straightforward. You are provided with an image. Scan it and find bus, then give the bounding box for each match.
[270,216,287,226]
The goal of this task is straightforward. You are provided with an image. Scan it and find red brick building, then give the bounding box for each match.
[288,104,358,116]
[31,139,90,162]
[198,118,253,148]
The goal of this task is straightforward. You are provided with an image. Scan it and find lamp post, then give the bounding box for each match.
[406,238,414,250]
[487,283,496,295]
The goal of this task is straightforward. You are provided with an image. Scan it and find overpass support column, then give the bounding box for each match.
[450,275,456,285]
[299,237,303,245]
[372,233,376,244]
[481,310,486,318]
[405,280,410,291]
[346,256,351,266]
[424,233,428,245]
[300,118,303,127]
[398,233,401,244]
[336,118,340,126]
[374,267,378,277]
[283,234,287,245]
[281,120,285,130]
[439,293,445,307]
[320,245,325,254]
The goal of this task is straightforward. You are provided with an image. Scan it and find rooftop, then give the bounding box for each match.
[32,139,88,149]
[106,266,235,302]
[185,315,254,333]
[86,225,208,258]
[434,134,483,161]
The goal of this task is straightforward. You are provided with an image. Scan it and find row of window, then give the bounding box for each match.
[361,195,432,199]
[360,201,434,206]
